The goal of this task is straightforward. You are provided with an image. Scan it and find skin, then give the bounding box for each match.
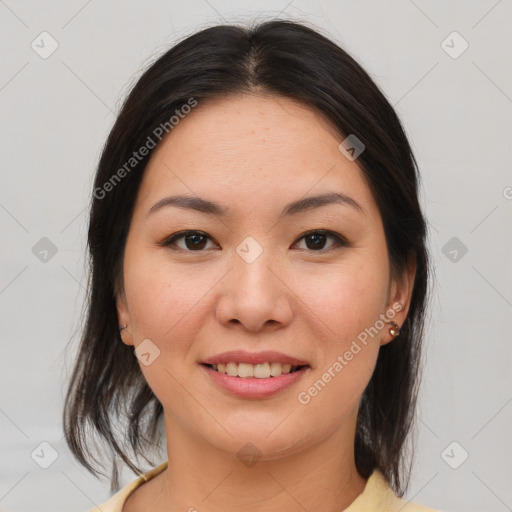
[116,93,416,512]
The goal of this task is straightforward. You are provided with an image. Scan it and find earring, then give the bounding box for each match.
[119,325,127,332]
[389,321,400,337]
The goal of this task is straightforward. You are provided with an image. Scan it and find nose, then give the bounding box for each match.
[215,241,294,333]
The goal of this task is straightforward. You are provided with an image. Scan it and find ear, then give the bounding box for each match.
[116,291,134,347]
[381,256,417,346]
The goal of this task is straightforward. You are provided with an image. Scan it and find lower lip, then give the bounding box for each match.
[201,365,309,398]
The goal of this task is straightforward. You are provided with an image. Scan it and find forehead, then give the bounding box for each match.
[135,94,378,221]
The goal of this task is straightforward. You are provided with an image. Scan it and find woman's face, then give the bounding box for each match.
[117,94,415,460]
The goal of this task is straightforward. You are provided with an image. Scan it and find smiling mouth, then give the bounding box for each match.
[203,362,309,378]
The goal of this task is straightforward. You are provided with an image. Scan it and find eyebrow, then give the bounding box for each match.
[147,191,365,218]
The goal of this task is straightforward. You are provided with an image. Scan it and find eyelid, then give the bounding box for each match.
[158,230,219,250]
[294,229,350,250]
[159,229,350,252]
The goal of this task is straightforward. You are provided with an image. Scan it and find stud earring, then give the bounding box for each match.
[119,325,127,340]
[389,321,400,337]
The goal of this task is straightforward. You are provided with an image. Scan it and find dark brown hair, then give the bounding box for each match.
[63,19,431,495]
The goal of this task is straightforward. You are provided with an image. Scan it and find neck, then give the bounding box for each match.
[158,412,367,512]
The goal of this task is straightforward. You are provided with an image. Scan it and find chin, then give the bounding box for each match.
[217,433,308,463]
[200,417,317,462]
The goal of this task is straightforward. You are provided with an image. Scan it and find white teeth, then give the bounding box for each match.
[282,363,292,374]
[226,362,238,377]
[253,362,271,379]
[237,363,254,378]
[270,362,282,376]
[210,361,302,378]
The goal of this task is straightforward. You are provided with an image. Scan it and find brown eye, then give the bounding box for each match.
[160,229,349,253]
[294,230,348,252]
[160,231,217,251]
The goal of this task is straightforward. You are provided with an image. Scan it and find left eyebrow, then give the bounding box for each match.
[279,191,365,218]
[147,191,365,218]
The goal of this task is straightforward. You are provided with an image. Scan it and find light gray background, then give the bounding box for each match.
[1,1,511,511]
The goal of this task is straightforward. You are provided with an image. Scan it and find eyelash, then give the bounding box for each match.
[158,229,350,253]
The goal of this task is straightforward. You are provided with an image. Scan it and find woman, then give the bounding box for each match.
[63,19,437,512]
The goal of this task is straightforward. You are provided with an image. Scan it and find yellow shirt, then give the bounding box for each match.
[89,460,439,512]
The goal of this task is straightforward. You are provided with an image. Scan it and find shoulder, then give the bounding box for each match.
[87,461,168,512]
[348,469,440,512]
[393,497,442,512]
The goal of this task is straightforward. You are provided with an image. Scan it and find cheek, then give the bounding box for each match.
[294,276,382,428]
[122,248,210,413]
[291,256,389,412]
[303,255,389,346]
[124,245,208,342]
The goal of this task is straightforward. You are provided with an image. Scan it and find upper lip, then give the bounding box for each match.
[201,350,309,366]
